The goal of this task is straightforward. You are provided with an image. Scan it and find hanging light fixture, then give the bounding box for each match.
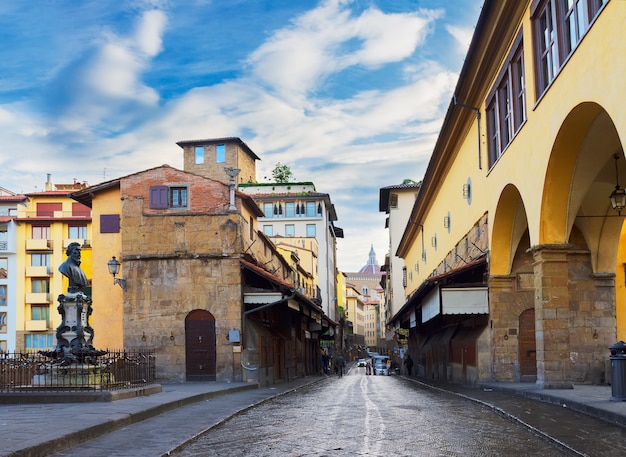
[610,154,626,215]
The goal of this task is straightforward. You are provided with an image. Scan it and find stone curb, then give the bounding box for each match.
[162,377,329,456]
[401,376,586,457]
[7,383,258,457]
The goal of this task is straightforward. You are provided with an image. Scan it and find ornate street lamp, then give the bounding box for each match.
[107,256,126,291]
[610,154,626,215]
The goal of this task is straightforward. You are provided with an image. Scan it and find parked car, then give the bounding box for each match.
[357,358,366,367]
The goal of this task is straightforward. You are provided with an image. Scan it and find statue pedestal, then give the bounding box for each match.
[33,364,114,389]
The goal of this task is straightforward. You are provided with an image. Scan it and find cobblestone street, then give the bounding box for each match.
[173,370,578,457]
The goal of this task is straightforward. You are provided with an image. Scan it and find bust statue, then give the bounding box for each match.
[58,242,89,292]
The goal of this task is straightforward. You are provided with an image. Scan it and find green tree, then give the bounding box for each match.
[272,163,293,183]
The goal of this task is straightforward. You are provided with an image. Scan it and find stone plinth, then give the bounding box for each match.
[33,364,113,389]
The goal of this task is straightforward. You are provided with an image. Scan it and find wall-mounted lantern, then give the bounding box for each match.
[107,256,127,291]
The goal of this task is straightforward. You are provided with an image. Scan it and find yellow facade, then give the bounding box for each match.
[273,237,319,297]
[393,0,623,387]
[15,183,93,351]
[87,182,124,350]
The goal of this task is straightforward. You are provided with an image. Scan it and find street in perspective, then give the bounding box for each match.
[170,369,626,457]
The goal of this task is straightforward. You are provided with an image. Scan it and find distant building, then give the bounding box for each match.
[344,246,386,353]
[238,181,343,324]
[0,187,27,352]
[378,180,421,324]
[11,176,92,352]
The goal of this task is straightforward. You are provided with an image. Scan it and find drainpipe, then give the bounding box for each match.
[453,95,482,170]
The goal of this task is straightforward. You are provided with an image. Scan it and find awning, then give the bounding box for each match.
[390,254,487,325]
[441,287,488,315]
[422,286,489,323]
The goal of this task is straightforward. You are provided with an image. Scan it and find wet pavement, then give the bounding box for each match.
[1,364,626,457]
[173,372,575,457]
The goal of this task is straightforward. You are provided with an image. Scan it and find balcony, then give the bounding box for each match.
[25,320,48,331]
[63,238,90,248]
[25,266,52,277]
[26,239,51,250]
[25,293,50,304]
[0,240,7,251]
[19,211,90,219]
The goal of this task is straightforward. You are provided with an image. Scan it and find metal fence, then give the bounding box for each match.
[0,349,156,392]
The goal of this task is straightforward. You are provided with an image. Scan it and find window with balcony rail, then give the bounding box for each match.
[31,305,50,322]
[0,258,6,278]
[0,224,7,251]
[0,285,6,306]
[31,254,50,267]
[306,202,316,217]
[31,278,49,293]
[68,225,87,240]
[285,202,295,217]
[32,225,50,239]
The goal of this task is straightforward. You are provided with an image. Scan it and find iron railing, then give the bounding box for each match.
[0,349,156,392]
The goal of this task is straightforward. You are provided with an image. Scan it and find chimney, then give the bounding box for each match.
[45,174,53,191]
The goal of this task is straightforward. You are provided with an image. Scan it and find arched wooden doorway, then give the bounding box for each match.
[185,309,216,381]
[519,308,537,382]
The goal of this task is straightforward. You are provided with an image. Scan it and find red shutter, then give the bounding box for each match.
[36,203,62,217]
[72,202,91,217]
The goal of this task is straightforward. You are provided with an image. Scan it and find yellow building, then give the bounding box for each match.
[14,176,93,351]
[387,0,623,388]
[273,236,320,300]
[344,284,365,357]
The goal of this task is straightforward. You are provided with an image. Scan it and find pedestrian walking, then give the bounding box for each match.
[321,352,330,375]
[335,354,346,378]
[404,354,413,376]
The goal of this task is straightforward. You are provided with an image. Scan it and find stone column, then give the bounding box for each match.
[488,275,516,382]
[532,244,573,389]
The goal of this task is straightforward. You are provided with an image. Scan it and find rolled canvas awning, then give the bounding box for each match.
[422,286,489,323]
[441,287,489,315]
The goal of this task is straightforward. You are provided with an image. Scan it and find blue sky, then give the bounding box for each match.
[0,0,483,271]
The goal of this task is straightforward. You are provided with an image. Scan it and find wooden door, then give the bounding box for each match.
[519,308,537,382]
[185,310,216,381]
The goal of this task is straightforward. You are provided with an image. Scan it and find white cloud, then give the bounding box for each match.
[0,0,483,270]
[446,24,475,54]
[53,9,167,134]
[247,1,439,99]
[351,8,440,66]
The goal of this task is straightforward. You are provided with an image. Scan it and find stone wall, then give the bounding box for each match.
[123,256,242,382]
[119,166,246,382]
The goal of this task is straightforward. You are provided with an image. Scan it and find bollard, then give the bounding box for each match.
[609,341,626,401]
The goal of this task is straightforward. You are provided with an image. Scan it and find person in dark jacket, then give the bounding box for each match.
[404,354,414,376]
[335,354,346,377]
